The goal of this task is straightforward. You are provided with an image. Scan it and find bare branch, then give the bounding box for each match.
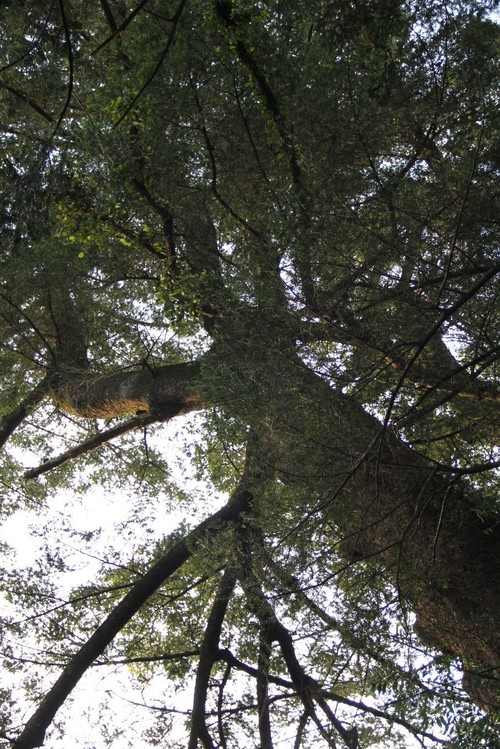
[188,569,237,749]
[23,412,157,479]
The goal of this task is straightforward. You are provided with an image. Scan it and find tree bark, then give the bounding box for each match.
[243,356,500,712]
[48,360,203,419]
[0,378,48,449]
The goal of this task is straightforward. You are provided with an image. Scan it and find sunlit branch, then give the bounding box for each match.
[48,359,203,419]
[99,211,168,261]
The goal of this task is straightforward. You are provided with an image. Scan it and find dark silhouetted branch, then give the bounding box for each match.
[188,569,237,749]
[13,486,252,749]
[0,378,48,450]
[24,412,157,479]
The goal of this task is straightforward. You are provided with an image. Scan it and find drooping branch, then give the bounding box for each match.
[13,485,253,749]
[23,412,158,479]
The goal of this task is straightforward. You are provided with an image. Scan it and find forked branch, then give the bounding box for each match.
[188,569,237,749]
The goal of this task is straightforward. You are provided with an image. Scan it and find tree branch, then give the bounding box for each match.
[383,261,500,428]
[13,486,253,749]
[52,0,74,139]
[0,378,49,450]
[257,622,274,749]
[236,527,358,749]
[92,0,152,55]
[23,412,158,479]
[216,648,450,745]
[188,568,237,749]
[48,359,203,419]
[112,0,187,128]
[0,81,54,123]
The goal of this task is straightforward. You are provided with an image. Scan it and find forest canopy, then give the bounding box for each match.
[0,0,499,747]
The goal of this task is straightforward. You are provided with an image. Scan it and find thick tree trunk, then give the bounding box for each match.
[339,460,500,713]
[46,353,500,711]
[246,357,500,712]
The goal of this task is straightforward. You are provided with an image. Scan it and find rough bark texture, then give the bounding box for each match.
[243,356,500,712]
[338,463,500,713]
[48,360,203,419]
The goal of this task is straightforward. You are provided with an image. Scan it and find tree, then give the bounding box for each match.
[0,0,499,747]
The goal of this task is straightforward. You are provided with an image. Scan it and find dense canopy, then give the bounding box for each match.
[0,1,499,747]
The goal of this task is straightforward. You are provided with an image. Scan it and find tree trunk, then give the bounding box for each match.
[46,352,500,711]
